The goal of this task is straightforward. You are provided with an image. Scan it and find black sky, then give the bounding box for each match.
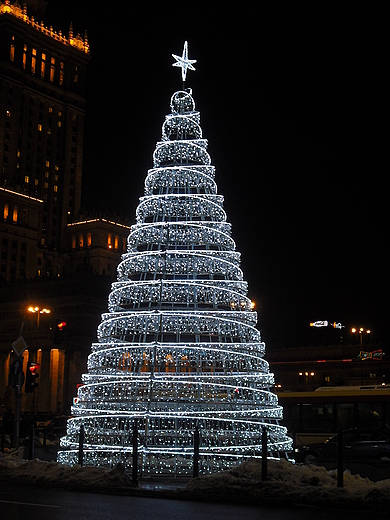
[43,1,388,348]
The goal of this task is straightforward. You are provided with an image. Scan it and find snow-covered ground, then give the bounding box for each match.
[1,447,390,507]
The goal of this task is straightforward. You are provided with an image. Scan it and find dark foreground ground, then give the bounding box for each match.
[1,443,390,515]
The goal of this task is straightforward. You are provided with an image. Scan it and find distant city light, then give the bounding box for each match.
[310,321,344,329]
[331,322,344,329]
[310,321,328,327]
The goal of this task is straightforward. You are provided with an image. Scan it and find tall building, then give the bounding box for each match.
[0,1,89,280]
[0,3,130,418]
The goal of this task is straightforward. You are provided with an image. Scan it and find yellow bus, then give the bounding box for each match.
[277,385,390,446]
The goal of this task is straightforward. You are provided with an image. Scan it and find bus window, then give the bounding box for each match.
[281,404,300,432]
[357,402,382,429]
[337,403,354,430]
[385,403,390,430]
[313,404,334,432]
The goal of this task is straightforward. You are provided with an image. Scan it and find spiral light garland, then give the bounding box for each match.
[57,87,293,476]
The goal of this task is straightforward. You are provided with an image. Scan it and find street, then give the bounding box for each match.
[0,484,388,520]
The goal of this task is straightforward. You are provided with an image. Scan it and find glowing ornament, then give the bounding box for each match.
[172,41,197,82]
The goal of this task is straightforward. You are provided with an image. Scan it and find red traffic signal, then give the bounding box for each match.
[54,320,67,344]
[26,361,40,392]
[28,361,40,373]
[57,321,67,330]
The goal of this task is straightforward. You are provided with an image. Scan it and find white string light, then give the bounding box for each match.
[58,87,293,475]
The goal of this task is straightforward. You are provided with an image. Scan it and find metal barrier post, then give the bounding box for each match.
[28,424,34,460]
[132,419,138,486]
[78,424,84,466]
[262,427,268,481]
[193,425,199,478]
[337,429,343,488]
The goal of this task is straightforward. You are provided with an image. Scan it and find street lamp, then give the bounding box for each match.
[351,327,371,347]
[28,306,51,328]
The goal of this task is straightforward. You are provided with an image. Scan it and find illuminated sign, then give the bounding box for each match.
[359,350,384,361]
[310,321,328,328]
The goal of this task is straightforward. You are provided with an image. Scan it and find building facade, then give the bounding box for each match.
[0,1,89,280]
[0,3,131,420]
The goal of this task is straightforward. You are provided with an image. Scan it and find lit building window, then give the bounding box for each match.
[44,182,49,189]
[38,123,42,131]
[114,236,119,250]
[79,234,84,248]
[31,48,36,74]
[87,233,92,247]
[3,203,9,221]
[59,61,64,86]
[57,121,61,128]
[24,175,29,183]
[107,234,112,249]
[48,106,53,113]
[71,235,76,249]
[35,179,39,186]
[54,185,58,193]
[50,57,55,82]
[10,37,15,62]
[45,159,50,167]
[13,207,18,223]
[23,44,27,69]
[41,53,46,78]
[6,110,11,118]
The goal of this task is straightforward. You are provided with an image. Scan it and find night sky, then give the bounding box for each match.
[42,2,388,348]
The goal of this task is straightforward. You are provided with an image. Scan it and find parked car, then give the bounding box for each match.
[299,428,390,464]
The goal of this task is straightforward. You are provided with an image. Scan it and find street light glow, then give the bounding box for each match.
[27,306,51,328]
[28,306,51,315]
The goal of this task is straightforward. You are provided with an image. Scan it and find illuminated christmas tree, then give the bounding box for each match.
[58,43,292,476]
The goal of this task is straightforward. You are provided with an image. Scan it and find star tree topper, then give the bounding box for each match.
[172,41,197,82]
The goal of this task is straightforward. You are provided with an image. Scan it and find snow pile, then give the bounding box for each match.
[0,448,134,491]
[1,449,390,506]
[184,458,390,506]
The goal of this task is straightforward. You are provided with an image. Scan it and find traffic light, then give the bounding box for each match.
[54,319,67,344]
[25,361,40,392]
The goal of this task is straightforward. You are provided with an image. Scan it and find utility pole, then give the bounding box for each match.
[10,324,28,448]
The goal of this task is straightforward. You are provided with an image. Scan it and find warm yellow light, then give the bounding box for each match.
[250,301,255,309]
[359,327,364,333]
[28,306,50,314]
[351,327,357,333]
[366,329,371,334]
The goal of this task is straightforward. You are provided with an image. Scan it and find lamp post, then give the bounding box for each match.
[28,306,50,329]
[351,327,371,347]
[352,327,372,386]
[27,306,50,414]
